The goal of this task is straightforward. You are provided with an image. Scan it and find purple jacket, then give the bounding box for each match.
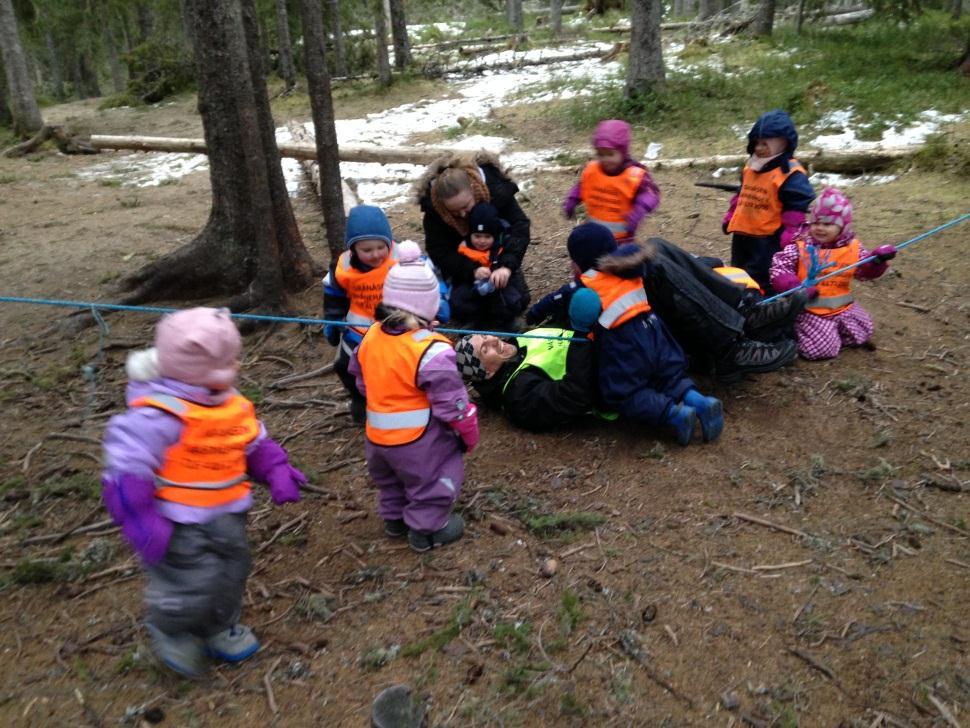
[563,159,661,237]
[102,378,266,524]
[348,327,472,463]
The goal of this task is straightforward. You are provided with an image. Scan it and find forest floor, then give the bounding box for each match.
[1,44,970,728]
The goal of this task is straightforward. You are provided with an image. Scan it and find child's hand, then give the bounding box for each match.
[449,404,480,453]
[474,267,491,280]
[268,464,305,505]
[490,267,512,289]
[872,244,896,263]
[102,474,173,565]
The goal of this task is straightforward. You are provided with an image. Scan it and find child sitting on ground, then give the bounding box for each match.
[769,187,896,360]
[101,308,304,677]
[723,109,815,292]
[324,205,448,422]
[450,201,529,330]
[349,242,479,552]
[563,119,661,241]
[530,222,724,445]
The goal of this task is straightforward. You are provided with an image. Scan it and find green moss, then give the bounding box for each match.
[401,594,474,657]
[524,511,606,538]
[493,621,532,654]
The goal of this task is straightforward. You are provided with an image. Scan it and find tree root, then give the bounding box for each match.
[3,125,99,158]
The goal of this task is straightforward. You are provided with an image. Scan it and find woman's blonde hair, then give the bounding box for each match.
[376,303,429,331]
[414,151,513,236]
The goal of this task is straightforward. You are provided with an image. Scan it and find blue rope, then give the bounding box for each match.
[0,294,588,342]
[759,212,970,305]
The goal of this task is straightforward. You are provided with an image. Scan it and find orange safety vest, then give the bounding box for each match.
[132,393,260,508]
[714,266,763,293]
[457,240,503,268]
[727,161,805,237]
[334,242,399,335]
[579,269,651,329]
[578,161,646,239]
[796,239,858,317]
[356,325,453,446]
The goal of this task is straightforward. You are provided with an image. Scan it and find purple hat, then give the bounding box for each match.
[382,241,440,322]
[593,119,631,157]
[156,307,241,390]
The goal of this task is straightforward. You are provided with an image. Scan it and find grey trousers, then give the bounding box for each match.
[145,513,250,638]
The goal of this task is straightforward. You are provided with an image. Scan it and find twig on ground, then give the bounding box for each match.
[887,495,970,537]
[47,432,101,446]
[787,647,841,686]
[21,442,43,473]
[734,512,812,539]
[793,583,822,624]
[926,693,960,728]
[258,513,307,554]
[752,559,813,571]
[319,457,364,475]
[945,558,970,570]
[615,631,693,707]
[263,656,282,715]
[21,517,115,546]
[566,640,594,674]
[269,364,334,389]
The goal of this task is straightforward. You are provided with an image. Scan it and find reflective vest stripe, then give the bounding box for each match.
[155,474,248,491]
[813,292,855,309]
[713,266,763,292]
[598,287,649,328]
[419,342,453,370]
[586,217,628,233]
[366,408,431,430]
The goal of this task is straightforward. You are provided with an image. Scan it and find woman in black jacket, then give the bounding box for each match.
[414,152,531,328]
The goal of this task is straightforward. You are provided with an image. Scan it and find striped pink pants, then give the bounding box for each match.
[795,304,873,360]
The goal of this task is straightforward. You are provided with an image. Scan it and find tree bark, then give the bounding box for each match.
[507,0,524,35]
[550,0,564,36]
[0,0,42,136]
[300,0,346,263]
[136,2,154,43]
[698,0,716,20]
[626,0,665,100]
[74,53,102,99]
[796,0,808,33]
[953,0,964,20]
[121,0,316,310]
[327,0,348,77]
[104,29,127,94]
[0,56,12,128]
[275,0,297,90]
[44,30,65,101]
[959,29,970,75]
[374,0,392,86]
[753,0,776,37]
[388,0,411,70]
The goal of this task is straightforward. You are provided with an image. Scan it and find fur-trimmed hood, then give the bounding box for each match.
[413,150,511,203]
[595,242,657,279]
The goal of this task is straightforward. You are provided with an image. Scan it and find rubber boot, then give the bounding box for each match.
[683,389,724,443]
[664,403,697,446]
[408,514,465,553]
[204,624,260,663]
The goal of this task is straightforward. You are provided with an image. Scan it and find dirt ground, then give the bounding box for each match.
[0,90,968,728]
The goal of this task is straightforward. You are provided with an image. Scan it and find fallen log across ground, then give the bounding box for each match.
[285,121,359,214]
[89,134,924,175]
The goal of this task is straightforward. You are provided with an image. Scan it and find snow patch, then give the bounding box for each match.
[810,172,898,188]
[643,142,663,161]
[810,108,965,152]
[75,151,209,188]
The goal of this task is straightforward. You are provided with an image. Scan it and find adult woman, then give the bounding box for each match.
[415,152,531,327]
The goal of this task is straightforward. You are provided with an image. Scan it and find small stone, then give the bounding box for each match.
[720,691,740,711]
[539,558,558,578]
[489,519,510,535]
[641,604,657,624]
[143,707,165,724]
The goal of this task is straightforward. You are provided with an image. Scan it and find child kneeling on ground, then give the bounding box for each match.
[770,187,896,360]
[101,308,304,677]
[349,242,479,552]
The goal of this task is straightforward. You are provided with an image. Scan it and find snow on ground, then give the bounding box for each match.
[810,172,897,188]
[75,151,209,188]
[810,108,965,152]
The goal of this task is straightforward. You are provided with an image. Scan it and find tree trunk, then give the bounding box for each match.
[388,0,411,70]
[0,57,12,128]
[698,0,716,20]
[121,0,316,310]
[753,0,776,37]
[137,2,154,43]
[374,0,392,86]
[299,0,346,263]
[105,29,127,94]
[550,0,564,36]
[327,0,348,78]
[959,29,970,75]
[626,0,665,100]
[75,53,102,99]
[44,30,65,101]
[796,0,807,33]
[275,0,297,90]
[952,0,963,20]
[0,0,42,136]
[507,0,524,35]
[179,0,196,53]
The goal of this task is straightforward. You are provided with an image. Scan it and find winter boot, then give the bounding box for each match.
[146,624,207,678]
[408,514,465,553]
[204,624,260,663]
[349,397,366,426]
[664,403,697,446]
[743,290,808,340]
[383,519,408,538]
[715,338,797,383]
[682,389,724,443]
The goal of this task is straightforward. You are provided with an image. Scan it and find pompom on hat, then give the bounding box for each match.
[155,307,241,390]
[381,241,440,322]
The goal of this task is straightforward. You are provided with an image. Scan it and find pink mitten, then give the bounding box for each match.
[770,272,802,293]
[779,210,806,247]
[449,404,479,453]
[721,194,739,235]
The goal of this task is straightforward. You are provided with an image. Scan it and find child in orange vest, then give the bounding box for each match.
[723,109,815,292]
[449,201,530,329]
[101,308,305,677]
[769,188,896,360]
[563,119,660,241]
[348,242,479,552]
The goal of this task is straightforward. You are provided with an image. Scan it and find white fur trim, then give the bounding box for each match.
[126,347,161,381]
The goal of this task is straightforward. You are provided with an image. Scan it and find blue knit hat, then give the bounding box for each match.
[567,222,617,272]
[345,205,393,249]
[569,288,601,333]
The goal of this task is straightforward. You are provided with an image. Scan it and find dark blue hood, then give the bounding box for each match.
[746,109,798,156]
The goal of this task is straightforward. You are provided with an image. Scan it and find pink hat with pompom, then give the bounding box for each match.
[810,187,853,234]
[155,307,241,390]
[593,119,631,157]
[381,241,440,322]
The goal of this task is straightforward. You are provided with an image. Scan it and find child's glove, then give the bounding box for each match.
[563,198,578,219]
[323,324,341,347]
[779,210,806,247]
[449,404,479,454]
[102,474,173,565]
[246,438,305,505]
[771,272,817,300]
[872,244,897,263]
[721,194,739,235]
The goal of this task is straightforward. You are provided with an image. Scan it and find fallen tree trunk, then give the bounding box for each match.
[286,121,359,214]
[436,45,609,75]
[89,134,452,165]
[650,146,920,174]
[3,124,99,157]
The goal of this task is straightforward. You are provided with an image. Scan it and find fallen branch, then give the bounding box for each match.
[926,693,961,728]
[616,630,693,707]
[733,512,812,540]
[269,363,335,389]
[258,513,307,554]
[3,125,98,158]
[787,647,841,685]
[887,495,970,537]
[263,656,282,715]
[21,517,115,546]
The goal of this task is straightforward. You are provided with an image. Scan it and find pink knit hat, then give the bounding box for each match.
[809,187,854,245]
[381,241,440,322]
[155,307,241,390]
[593,119,631,157]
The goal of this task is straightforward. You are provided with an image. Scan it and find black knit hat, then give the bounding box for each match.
[567,222,617,272]
[468,202,502,238]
